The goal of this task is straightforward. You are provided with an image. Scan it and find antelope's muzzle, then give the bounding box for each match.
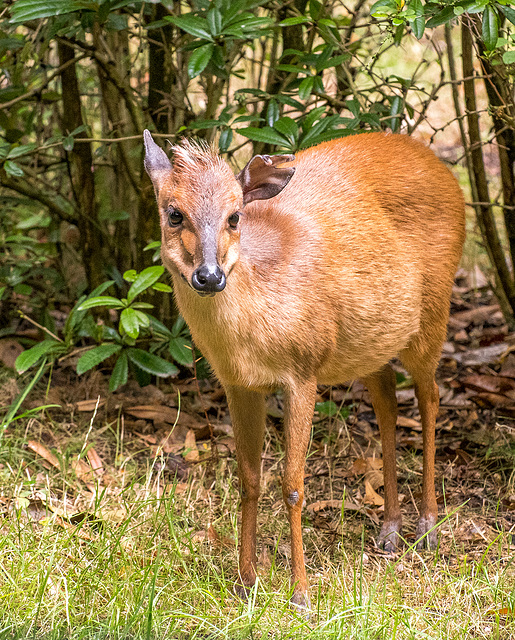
[191,264,226,295]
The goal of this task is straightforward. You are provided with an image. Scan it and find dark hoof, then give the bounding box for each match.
[234,583,252,601]
[415,515,438,550]
[377,521,403,553]
[290,591,311,617]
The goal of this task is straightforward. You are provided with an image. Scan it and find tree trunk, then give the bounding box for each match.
[58,41,104,290]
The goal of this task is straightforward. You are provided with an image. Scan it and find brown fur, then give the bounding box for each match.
[145,132,466,608]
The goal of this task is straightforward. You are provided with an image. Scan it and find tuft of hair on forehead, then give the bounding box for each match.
[171,138,226,176]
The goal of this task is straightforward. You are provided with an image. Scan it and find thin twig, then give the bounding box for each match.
[18,311,64,343]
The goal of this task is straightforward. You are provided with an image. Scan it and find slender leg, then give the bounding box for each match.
[413,377,439,549]
[226,385,266,594]
[363,365,402,552]
[282,377,317,610]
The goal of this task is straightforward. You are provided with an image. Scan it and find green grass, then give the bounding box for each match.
[1,390,515,639]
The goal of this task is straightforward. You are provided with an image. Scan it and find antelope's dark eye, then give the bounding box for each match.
[228,213,240,229]
[168,208,183,226]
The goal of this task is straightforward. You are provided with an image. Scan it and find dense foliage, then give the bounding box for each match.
[1,0,515,390]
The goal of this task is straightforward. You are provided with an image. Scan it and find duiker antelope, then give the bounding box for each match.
[144,130,465,609]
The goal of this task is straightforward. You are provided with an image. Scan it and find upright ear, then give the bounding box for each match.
[236,154,295,206]
[143,129,172,193]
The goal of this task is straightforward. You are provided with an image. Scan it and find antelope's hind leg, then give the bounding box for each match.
[362,365,402,552]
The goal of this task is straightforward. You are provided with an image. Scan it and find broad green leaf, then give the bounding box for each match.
[166,15,213,41]
[7,144,36,159]
[123,269,137,283]
[188,44,214,78]
[152,282,173,293]
[77,296,125,310]
[169,336,194,367]
[10,0,92,23]
[274,117,299,144]
[76,343,121,375]
[120,307,140,339]
[279,17,310,26]
[298,77,314,101]
[425,6,455,28]
[207,8,222,36]
[315,400,339,417]
[15,339,61,373]
[238,127,289,147]
[126,348,179,378]
[144,240,161,251]
[503,50,515,64]
[409,0,425,39]
[389,95,403,132]
[134,310,150,328]
[266,100,280,127]
[498,4,515,26]
[127,266,165,303]
[109,351,128,391]
[219,128,233,153]
[4,161,24,177]
[482,5,498,51]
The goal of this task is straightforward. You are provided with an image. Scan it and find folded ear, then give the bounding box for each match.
[236,154,295,206]
[143,129,172,193]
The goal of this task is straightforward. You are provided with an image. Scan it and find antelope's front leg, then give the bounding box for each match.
[282,378,317,610]
[226,385,266,596]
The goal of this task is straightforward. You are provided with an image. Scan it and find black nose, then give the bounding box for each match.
[191,264,226,293]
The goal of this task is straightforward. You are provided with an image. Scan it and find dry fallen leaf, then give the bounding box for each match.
[86,448,104,477]
[27,440,60,470]
[364,480,384,506]
[397,415,421,429]
[306,499,362,513]
[183,429,199,462]
[76,398,105,412]
[126,405,177,424]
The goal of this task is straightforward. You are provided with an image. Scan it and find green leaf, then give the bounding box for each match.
[482,5,498,51]
[188,43,214,78]
[109,351,128,392]
[166,15,213,41]
[274,117,299,144]
[7,144,36,159]
[409,0,425,39]
[219,128,233,152]
[120,307,140,339]
[298,76,314,101]
[144,240,161,251]
[389,95,403,132]
[127,266,165,303]
[10,0,90,23]
[4,161,24,177]
[152,283,173,293]
[315,400,339,417]
[77,296,125,311]
[502,50,515,64]
[76,343,122,375]
[498,4,515,27]
[126,348,179,378]
[279,17,310,26]
[207,8,222,35]
[123,269,137,283]
[425,6,455,28]
[134,310,150,328]
[169,336,194,367]
[15,339,61,373]
[266,100,280,127]
[238,127,289,147]
[131,302,155,309]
